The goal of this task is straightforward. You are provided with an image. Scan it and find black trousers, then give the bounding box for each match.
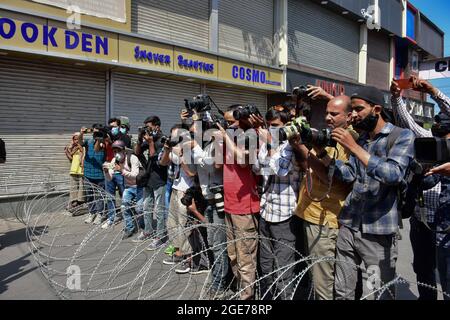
[410,215,437,300]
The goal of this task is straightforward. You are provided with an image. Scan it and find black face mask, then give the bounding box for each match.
[353,113,379,132]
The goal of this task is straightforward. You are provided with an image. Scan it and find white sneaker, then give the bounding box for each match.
[132,231,153,243]
[84,214,96,224]
[93,214,104,225]
[101,220,113,229]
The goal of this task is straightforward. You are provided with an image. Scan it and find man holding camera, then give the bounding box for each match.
[134,116,168,247]
[331,86,415,300]
[291,94,356,300]
[390,76,446,300]
[80,124,107,225]
[215,104,263,300]
[159,125,197,267]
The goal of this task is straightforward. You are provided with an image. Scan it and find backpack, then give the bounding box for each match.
[386,126,417,221]
[126,149,149,187]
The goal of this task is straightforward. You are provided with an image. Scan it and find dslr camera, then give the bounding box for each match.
[181,186,199,206]
[184,94,212,114]
[292,85,310,99]
[279,117,336,147]
[232,104,261,120]
[160,136,183,148]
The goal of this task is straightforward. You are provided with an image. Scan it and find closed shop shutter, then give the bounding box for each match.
[288,0,360,80]
[219,0,274,65]
[112,73,201,134]
[206,86,267,114]
[0,57,106,196]
[418,19,443,59]
[132,0,210,50]
[367,30,391,90]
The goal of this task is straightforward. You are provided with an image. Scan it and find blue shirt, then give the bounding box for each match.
[334,123,415,235]
[83,139,105,180]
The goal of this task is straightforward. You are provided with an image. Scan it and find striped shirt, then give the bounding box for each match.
[391,95,441,224]
[254,142,301,223]
[334,123,415,235]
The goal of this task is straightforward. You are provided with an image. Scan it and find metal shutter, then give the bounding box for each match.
[419,20,443,59]
[367,30,391,90]
[288,0,360,80]
[112,73,201,134]
[132,0,210,50]
[0,57,106,196]
[206,86,267,114]
[219,0,274,65]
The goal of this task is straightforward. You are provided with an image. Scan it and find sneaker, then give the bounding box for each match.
[164,244,176,256]
[122,229,136,240]
[146,238,163,251]
[84,214,96,224]
[93,214,105,225]
[101,220,113,229]
[113,215,123,225]
[175,261,191,274]
[132,231,153,243]
[190,264,211,275]
[162,255,184,265]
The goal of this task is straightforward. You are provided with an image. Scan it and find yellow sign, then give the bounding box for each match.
[174,47,218,79]
[119,35,173,71]
[219,57,283,89]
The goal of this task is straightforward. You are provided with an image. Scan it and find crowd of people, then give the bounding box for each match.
[63,75,450,300]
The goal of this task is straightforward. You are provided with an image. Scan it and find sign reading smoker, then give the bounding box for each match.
[232,65,281,86]
[419,57,450,80]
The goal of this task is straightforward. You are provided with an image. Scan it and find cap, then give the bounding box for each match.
[351,86,385,107]
[111,140,126,150]
[119,116,130,128]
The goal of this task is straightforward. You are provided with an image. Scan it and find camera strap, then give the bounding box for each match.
[305,148,337,203]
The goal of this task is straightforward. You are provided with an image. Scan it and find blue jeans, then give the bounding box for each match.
[106,173,125,223]
[437,245,450,300]
[121,186,144,233]
[165,179,173,209]
[143,185,166,237]
[84,177,105,215]
[205,203,229,291]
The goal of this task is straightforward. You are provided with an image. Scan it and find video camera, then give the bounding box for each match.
[414,137,450,165]
[279,117,336,147]
[232,104,261,121]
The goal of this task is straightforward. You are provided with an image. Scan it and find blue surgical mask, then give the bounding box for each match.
[111,127,119,136]
[119,127,127,135]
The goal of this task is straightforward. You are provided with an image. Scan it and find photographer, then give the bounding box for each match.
[186,111,229,298]
[174,185,212,275]
[290,95,356,300]
[103,117,126,227]
[159,125,197,267]
[80,124,107,225]
[391,77,444,300]
[133,116,168,248]
[215,104,263,300]
[252,106,302,300]
[103,140,145,239]
[330,86,415,300]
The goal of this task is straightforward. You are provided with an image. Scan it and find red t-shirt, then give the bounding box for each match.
[223,163,260,215]
[105,141,114,162]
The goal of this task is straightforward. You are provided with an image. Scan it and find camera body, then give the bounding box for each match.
[292,85,309,99]
[414,137,450,165]
[181,187,197,206]
[232,104,261,120]
[184,94,212,113]
[160,136,183,148]
[279,117,336,147]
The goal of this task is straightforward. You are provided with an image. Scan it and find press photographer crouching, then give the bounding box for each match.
[173,185,212,275]
[414,112,450,299]
[133,116,168,248]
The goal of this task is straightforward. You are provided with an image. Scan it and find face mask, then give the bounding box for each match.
[111,127,119,136]
[353,111,379,132]
[119,127,127,135]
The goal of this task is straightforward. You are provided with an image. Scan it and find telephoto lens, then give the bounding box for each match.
[279,117,307,141]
